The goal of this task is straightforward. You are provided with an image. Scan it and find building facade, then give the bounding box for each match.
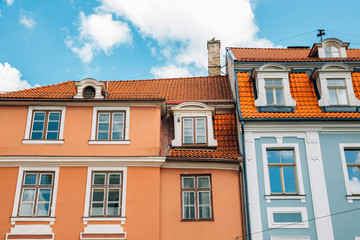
[227,38,360,240]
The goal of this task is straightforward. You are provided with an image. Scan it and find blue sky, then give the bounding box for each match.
[1,0,360,91]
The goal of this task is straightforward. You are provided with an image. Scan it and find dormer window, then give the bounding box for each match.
[171,102,217,148]
[74,78,105,99]
[327,79,348,105]
[252,63,296,112]
[265,79,284,105]
[325,46,340,58]
[83,86,96,99]
[309,38,349,58]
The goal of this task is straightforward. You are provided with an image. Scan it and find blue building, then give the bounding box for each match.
[226,38,360,240]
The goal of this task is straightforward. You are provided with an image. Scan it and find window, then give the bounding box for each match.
[265,79,284,105]
[183,117,207,144]
[83,86,96,99]
[30,111,61,140]
[267,149,297,194]
[18,172,54,216]
[96,112,125,140]
[89,107,130,144]
[23,106,66,144]
[267,207,309,229]
[90,172,123,216]
[325,46,340,57]
[344,149,360,195]
[327,79,348,105]
[181,175,212,220]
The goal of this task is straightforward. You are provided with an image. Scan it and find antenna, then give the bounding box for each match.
[317,29,326,42]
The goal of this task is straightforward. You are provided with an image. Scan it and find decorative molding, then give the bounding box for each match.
[10,217,55,225]
[80,224,126,240]
[88,140,130,145]
[6,225,54,240]
[265,195,306,203]
[74,78,104,99]
[266,207,309,229]
[22,140,64,145]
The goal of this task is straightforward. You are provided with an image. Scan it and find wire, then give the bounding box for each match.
[122,73,153,80]
[327,29,360,39]
[273,31,316,43]
[235,206,360,239]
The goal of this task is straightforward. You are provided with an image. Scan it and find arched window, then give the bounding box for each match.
[325,46,340,57]
[83,86,96,99]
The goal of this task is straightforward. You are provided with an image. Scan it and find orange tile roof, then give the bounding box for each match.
[229,48,360,62]
[169,114,239,160]
[237,72,360,119]
[0,76,233,102]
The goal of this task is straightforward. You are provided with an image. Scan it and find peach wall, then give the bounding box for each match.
[160,168,243,240]
[0,167,18,240]
[0,105,161,156]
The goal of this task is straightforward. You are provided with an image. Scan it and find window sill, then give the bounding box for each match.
[321,106,357,112]
[181,218,214,222]
[88,140,130,145]
[346,195,360,203]
[265,195,306,203]
[22,139,64,145]
[10,216,55,225]
[83,217,126,224]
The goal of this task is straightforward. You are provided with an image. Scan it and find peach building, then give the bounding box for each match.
[0,74,244,239]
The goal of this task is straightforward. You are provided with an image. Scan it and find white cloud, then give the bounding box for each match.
[98,0,273,76]
[19,12,36,28]
[151,64,193,78]
[350,177,360,194]
[67,12,132,63]
[5,0,14,6]
[0,62,32,92]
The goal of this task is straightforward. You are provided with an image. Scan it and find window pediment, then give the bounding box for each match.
[74,78,105,99]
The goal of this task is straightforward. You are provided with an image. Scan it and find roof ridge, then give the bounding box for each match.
[1,80,74,95]
[105,75,227,83]
[229,47,310,50]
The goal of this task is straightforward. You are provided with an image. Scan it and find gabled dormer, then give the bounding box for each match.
[74,78,105,99]
[252,63,296,112]
[309,38,349,58]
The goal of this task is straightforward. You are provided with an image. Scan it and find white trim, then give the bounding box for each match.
[265,195,305,203]
[80,224,126,240]
[88,140,130,145]
[74,78,105,99]
[267,207,309,229]
[24,106,66,142]
[339,143,360,203]
[90,107,130,142]
[83,167,127,222]
[262,143,305,198]
[83,217,126,225]
[6,224,54,240]
[11,167,59,224]
[22,140,64,145]
[10,217,55,225]
[270,237,309,240]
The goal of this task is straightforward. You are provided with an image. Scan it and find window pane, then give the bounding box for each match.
[347,167,360,194]
[183,177,195,189]
[97,132,109,140]
[34,112,46,121]
[184,127,193,135]
[112,122,123,131]
[196,118,206,128]
[184,136,193,144]
[113,113,124,122]
[92,189,105,201]
[112,132,123,140]
[337,89,348,105]
[24,174,37,185]
[109,174,121,185]
[273,80,282,86]
[280,150,294,163]
[283,167,297,193]
[46,132,58,140]
[199,206,211,219]
[47,122,59,131]
[325,47,331,57]
[94,174,106,185]
[265,80,273,86]
[329,89,337,104]
[327,79,336,86]
[196,136,206,143]
[198,177,210,188]
[22,189,35,201]
[267,150,280,163]
[108,189,120,201]
[49,112,60,120]
[183,192,195,205]
[183,118,193,127]
[38,189,51,202]
[332,46,339,57]
[32,121,44,131]
[273,213,302,223]
[91,203,104,215]
[31,132,43,140]
[345,150,359,164]
[20,203,34,216]
[198,192,210,204]
[269,167,282,193]
[99,113,110,122]
[36,203,50,216]
[98,123,109,131]
[275,89,283,105]
[266,89,274,104]
[184,206,195,219]
[107,203,119,215]
[335,79,345,86]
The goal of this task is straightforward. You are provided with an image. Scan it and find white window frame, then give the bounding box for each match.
[89,107,130,145]
[10,167,60,225]
[83,167,127,224]
[171,102,217,147]
[271,237,310,240]
[262,143,305,203]
[253,63,296,107]
[23,106,66,144]
[339,143,360,203]
[267,207,309,229]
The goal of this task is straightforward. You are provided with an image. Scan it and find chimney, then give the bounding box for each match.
[207,39,221,76]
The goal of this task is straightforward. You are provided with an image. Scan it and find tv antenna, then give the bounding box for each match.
[317,29,325,42]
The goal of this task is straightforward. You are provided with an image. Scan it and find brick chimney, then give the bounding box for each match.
[207,39,221,76]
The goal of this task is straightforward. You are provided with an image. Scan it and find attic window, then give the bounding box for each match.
[325,46,340,58]
[83,86,96,99]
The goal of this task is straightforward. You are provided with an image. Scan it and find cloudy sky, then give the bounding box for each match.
[1,0,360,91]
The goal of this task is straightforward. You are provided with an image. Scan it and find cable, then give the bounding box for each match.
[235,206,360,239]
[327,29,360,39]
[122,73,152,80]
[273,31,316,43]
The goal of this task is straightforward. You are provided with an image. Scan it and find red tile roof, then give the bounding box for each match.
[0,76,233,102]
[169,114,239,160]
[237,72,360,119]
[229,48,360,62]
